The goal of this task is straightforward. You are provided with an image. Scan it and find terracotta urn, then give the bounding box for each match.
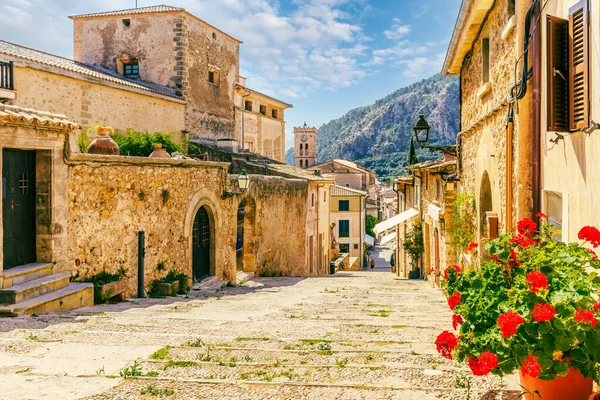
[520,367,593,400]
[88,126,120,155]
[149,143,171,159]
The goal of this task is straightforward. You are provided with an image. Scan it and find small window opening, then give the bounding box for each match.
[272,109,278,119]
[260,105,267,115]
[482,37,490,84]
[208,69,220,85]
[123,62,139,77]
[122,19,131,27]
[245,100,252,112]
[300,159,304,168]
[212,32,217,39]
[507,0,515,16]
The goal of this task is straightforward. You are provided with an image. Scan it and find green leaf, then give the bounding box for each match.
[538,323,551,336]
[570,348,589,363]
[499,358,517,374]
[554,361,569,376]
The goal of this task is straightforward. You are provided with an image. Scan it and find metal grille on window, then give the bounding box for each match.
[18,172,29,194]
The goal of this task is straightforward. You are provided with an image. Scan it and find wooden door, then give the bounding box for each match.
[192,207,211,281]
[2,149,36,269]
[434,228,440,287]
[236,200,246,272]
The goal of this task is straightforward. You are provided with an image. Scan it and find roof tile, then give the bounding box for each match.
[69,5,183,19]
[0,104,79,130]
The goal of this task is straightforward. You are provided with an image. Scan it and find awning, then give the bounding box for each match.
[380,232,396,246]
[364,234,375,246]
[428,204,442,221]
[374,208,418,235]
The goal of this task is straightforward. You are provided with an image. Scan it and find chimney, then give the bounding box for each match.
[313,169,322,177]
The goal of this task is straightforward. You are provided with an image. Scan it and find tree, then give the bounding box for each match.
[365,215,379,238]
[407,138,419,166]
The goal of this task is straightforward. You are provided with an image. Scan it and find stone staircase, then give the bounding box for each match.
[0,263,93,317]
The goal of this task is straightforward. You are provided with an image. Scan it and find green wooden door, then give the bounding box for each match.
[2,149,36,269]
[192,206,210,281]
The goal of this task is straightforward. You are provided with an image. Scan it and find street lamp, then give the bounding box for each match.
[222,171,251,199]
[413,114,431,144]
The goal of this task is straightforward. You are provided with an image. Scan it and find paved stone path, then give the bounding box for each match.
[0,271,520,399]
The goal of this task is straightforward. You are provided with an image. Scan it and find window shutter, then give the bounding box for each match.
[547,16,569,132]
[569,0,590,131]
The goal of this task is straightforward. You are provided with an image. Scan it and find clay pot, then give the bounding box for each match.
[88,126,120,155]
[149,143,171,159]
[590,391,600,400]
[520,367,593,400]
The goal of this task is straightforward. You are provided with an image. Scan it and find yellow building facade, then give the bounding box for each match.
[330,185,367,268]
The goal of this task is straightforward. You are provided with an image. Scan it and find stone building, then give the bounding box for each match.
[294,123,318,168]
[0,5,289,162]
[406,156,458,287]
[330,185,367,269]
[442,0,535,249]
[539,0,600,242]
[308,159,377,196]
[235,81,292,163]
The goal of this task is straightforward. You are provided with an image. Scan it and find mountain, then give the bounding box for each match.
[317,74,459,180]
[285,147,294,165]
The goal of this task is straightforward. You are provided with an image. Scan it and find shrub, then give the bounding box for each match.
[451,193,476,253]
[110,129,184,157]
[403,223,424,272]
[366,215,379,238]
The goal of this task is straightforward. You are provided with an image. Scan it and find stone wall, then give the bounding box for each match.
[9,65,186,134]
[64,154,311,295]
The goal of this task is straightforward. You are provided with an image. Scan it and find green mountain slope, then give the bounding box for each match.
[317,74,459,180]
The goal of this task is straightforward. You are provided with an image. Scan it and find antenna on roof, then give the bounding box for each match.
[135,0,138,8]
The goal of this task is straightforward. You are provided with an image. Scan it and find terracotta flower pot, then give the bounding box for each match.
[149,143,171,159]
[519,367,593,400]
[589,391,600,400]
[88,126,120,155]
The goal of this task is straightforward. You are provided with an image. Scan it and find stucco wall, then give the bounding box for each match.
[10,66,185,133]
[540,0,600,242]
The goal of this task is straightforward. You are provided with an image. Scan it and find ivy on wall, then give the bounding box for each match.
[451,193,476,253]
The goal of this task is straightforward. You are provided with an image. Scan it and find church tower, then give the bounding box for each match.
[294,123,317,169]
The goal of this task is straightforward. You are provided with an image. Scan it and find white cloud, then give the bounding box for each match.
[383,24,411,40]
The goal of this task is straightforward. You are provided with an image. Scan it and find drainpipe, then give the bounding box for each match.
[505,108,514,233]
[531,1,542,223]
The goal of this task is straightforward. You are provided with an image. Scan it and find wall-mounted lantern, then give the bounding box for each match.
[413,114,432,144]
[439,215,446,231]
[222,171,250,199]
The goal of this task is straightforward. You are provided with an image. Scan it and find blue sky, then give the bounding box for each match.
[0,0,460,149]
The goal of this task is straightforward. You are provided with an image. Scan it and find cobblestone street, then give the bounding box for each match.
[0,272,520,399]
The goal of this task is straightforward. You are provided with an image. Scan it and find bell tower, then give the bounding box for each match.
[294,122,317,169]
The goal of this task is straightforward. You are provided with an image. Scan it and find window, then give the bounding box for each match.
[305,144,309,151]
[436,179,441,201]
[339,220,350,238]
[354,244,359,250]
[311,193,315,207]
[245,100,252,112]
[122,19,131,27]
[300,159,304,168]
[339,200,350,211]
[547,1,589,132]
[482,37,490,84]
[123,62,139,77]
[546,191,563,241]
[260,105,267,115]
[339,244,350,253]
[272,109,278,119]
[324,192,327,202]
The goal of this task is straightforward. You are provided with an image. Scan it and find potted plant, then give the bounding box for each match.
[403,223,424,279]
[74,267,128,304]
[436,215,600,399]
[150,270,191,297]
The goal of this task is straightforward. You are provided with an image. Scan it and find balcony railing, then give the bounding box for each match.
[0,61,14,91]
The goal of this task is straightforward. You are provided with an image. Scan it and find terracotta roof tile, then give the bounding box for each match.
[69,5,183,18]
[0,40,184,100]
[0,104,79,130]
[330,185,367,197]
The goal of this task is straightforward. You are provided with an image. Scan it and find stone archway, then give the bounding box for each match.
[479,171,493,239]
[192,206,213,281]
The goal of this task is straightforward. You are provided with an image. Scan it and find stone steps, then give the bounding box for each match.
[2,263,53,288]
[0,283,93,317]
[0,273,70,304]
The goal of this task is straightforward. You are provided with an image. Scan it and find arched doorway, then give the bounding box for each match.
[192,206,212,282]
[236,199,246,272]
[479,171,493,239]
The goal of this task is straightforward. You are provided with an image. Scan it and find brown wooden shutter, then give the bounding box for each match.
[569,0,590,131]
[547,16,569,132]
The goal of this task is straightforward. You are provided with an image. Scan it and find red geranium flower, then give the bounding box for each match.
[510,234,537,247]
[589,249,598,260]
[593,302,600,312]
[532,303,556,323]
[435,331,458,360]
[527,270,549,293]
[497,311,524,338]
[509,248,519,267]
[444,265,461,280]
[467,242,478,252]
[522,355,541,378]
[452,314,463,330]
[536,212,547,219]
[469,351,499,376]
[578,226,600,248]
[517,218,537,235]
[448,292,461,311]
[492,254,502,265]
[574,308,598,327]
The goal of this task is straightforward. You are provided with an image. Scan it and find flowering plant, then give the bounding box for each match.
[436,215,600,381]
